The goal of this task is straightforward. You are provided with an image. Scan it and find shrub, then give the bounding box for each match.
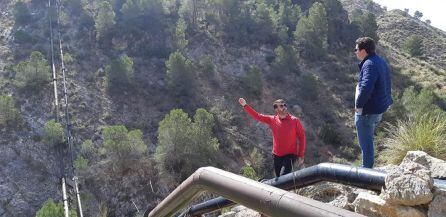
[403,35,423,57]
[401,87,439,118]
[35,199,77,217]
[381,112,446,164]
[14,51,51,90]
[13,1,31,25]
[293,2,328,60]
[43,120,65,146]
[319,123,343,147]
[0,95,19,128]
[80,139,95,155]
[300,74,320,100]
[74,155,89,171]
[271,45,298,78]
[165,52,194,96]
[95,1,115,40]
[173,18,188,51]
[240,165,259,180]
[14,30,35,44]
[106,54,134,92]
[242,66,263,98]
[155,108,219,182]
[199,55,215,77]
[102,125,146,159]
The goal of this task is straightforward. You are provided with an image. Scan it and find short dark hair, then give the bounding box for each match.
[356,37,376,54]
[273,99,286,106]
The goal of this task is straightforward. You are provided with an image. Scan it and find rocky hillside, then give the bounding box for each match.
[0,0,445,216]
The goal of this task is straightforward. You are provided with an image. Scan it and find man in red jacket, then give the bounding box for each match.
[239,98,306,177]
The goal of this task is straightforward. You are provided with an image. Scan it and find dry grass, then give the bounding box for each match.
[380,112,446,164]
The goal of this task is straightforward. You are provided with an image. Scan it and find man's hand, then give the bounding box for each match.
[297,157,304,166]
[239,98,247,107]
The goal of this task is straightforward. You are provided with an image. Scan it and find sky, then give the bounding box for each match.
[373,0,446,32]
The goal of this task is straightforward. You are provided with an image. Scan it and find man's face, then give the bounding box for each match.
[274,103,287,113]
[355,44,367,60]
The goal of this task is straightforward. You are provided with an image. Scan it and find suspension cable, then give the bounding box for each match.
[54,0,84,216]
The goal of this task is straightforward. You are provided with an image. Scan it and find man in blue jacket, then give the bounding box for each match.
[354,37,392,168]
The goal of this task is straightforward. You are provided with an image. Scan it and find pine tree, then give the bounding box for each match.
[95,1,115,39]
[102,125,146,159]
[414,10,423,19]
[271,45,298,77]
[242,66,263,97]
[352,11,379,41]
[106,54,134,92]
[165,52,194,96]
[0,95,19,128]
[294,2,328,59]
[155,108,218,182]
[14,51,51,91]
[173,18,188,51]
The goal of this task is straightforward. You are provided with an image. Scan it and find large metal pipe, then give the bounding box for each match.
[145,166,365,217]
[178,163,446,216]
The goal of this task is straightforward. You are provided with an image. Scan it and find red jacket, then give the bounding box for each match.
[244,105,306,157]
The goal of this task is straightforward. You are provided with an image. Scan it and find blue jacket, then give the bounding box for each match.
[356,54,393,115]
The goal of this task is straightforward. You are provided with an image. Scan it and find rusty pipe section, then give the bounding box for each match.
[145,166,365,217]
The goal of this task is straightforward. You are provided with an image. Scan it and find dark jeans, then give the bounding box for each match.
[273,154,296,177]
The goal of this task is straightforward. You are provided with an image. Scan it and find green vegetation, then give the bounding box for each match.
[240,165,259,180]
[319,123,343,147]
[242,66,263,98]
[80,139,95,155]
[14,51,51,90]
[75,155,89,171]
[13,1,31,25]
[0,95,19,128]
[14,30,35,44]
[403,35,423,57]
[155,108,219,182]
[36,199,77,217]
[199,55,215,77]
[105,54,134,92]
[165,52,194,96]
[95,1,115,40]
[102,125,146,159]
[382,113,446,164]
[173,18,188,51]
[294,2,328,60]
[300,74,320,100]
[381,87,446,164]
[352,11,379,41]
[271,45,298,77]
[43,120,64,146]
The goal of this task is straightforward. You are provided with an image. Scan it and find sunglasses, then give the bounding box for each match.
[273,104,286,109]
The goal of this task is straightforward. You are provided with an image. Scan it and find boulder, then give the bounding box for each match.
[295,182,377,211]
[219,206,261,217]
[353,192,426,217]
[381,161,433,206]
[428,188,446,217]
[402,151,446,179]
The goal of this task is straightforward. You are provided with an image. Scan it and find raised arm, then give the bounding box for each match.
[239,98,272,125]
